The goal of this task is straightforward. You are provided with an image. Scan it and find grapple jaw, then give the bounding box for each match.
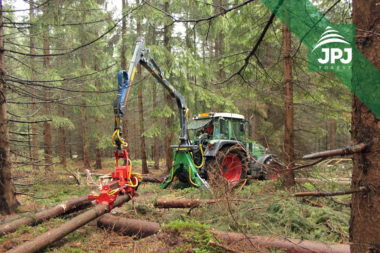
[88,149,141,210]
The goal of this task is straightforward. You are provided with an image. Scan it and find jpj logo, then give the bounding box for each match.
[309,25,354,72]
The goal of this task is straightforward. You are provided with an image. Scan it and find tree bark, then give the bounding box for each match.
[329,119,337,150]
[58,105,67,167]
[80,47,90,168]
[152,21,160,170]
[42,7,53,171]
[0,0,18,214]
[282,22,295,187]
[0,196,91,235]
[7,194,131,253]
[29,0,39,171]
[350,1,380,251]
[163,1,174,171]
[94,17,103,170]
[136,0,148,174]
[97,213,160,238]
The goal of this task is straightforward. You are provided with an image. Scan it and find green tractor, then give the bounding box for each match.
[160,112,282,189]
[113,37,280,190]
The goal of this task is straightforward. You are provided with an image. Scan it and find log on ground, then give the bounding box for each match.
[7,194,131,253]
[154,199,203,208]
[97,213,160,238]
[214,231,349,253]
[0,195,92,236]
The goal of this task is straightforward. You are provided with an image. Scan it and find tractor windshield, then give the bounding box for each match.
[231,119,246,141]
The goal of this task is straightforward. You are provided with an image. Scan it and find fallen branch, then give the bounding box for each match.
[7,194,132,253]
[214,231,350,253]
[63,168,81,185]
[0,195,92,236]
[294,187,366,197]
[292,158,326,171]
[97,214,160,238]
[303,143,367,160]
[295,178,351,185]
[154,198,252,209]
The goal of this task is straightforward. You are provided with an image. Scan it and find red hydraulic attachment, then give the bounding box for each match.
[88,149,141,210]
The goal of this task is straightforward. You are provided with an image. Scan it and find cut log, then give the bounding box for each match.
[154,199,251,209]
[97,213,160,238]
[94,217,349,253]
[214,231,350,253]
[141,175,163,183]
[7,194,131,253]
[303,143,367,160]
[155,199,203,208]
[0,195,91,236]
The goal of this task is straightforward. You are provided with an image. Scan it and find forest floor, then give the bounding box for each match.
[0,158,352,252]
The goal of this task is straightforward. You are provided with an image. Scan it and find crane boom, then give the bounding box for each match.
[113,37,189,149]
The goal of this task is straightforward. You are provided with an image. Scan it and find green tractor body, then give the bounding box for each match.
[160,112,280,189]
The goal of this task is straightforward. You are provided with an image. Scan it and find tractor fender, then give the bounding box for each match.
[203,140,240,157]
[257,154,273,164]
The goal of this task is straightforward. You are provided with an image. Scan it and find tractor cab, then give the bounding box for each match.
[189,112,246,143]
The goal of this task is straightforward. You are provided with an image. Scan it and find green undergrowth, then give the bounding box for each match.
[163,219,218,253]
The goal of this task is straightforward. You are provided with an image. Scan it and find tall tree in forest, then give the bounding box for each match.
[29,0,39,170]
[136,0,148,174]
[0,0,18,214]
[80,46,90,168]
[350,0,380,251]
[282,21,295,187]
[94,35,102,170]
[152,21,160,170]
[42,4,53,171]
[121,0,129,153]
[329,119,337,149]
[163,0,174,171]
[58,105,67,167]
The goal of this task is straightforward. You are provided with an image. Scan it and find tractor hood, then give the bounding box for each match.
[187,118,212,130]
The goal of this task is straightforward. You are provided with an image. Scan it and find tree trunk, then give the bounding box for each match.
[29,0,39,170]
[121,0,129,150]
[163,1,174,171]
[97,214,160,238]
[0,0,18,214]
[42,14,53,172]
[7,194,131,253]
[80,47,90,168]
[329,119,337,150]
[152,21,160,170]
[135,0,148,174]
[0,196,91,235]
[58,105,67,167]
[282,23,295,187]
[94,20,103,170]
[350,1,380,251]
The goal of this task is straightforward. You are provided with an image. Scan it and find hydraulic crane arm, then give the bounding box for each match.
[112,37,189,149]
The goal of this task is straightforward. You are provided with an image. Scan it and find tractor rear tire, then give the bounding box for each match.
[208,144,249,184]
